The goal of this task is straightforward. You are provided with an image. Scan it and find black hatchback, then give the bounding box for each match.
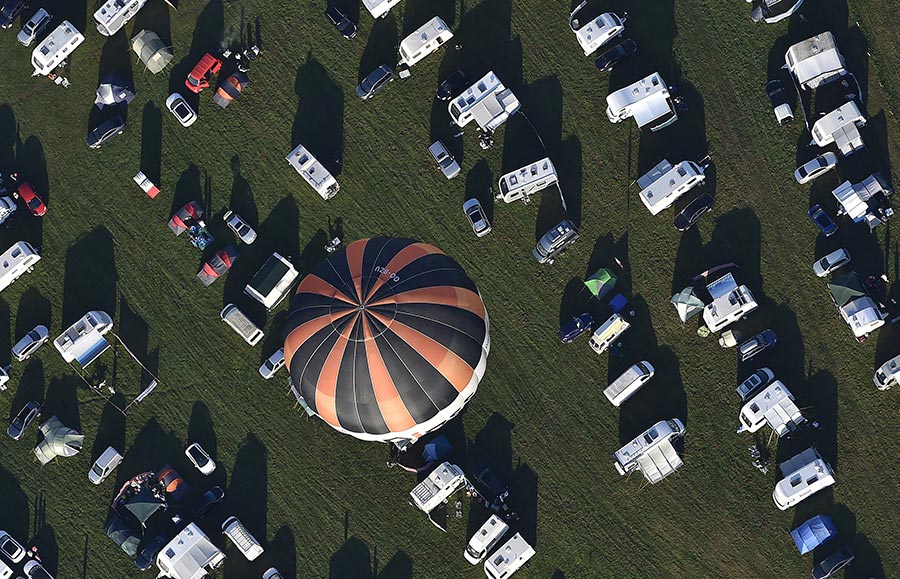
[87,115,126,149]
[325,5,356,39]
[595,38,637,72]
[436,70,467,100]
[673,192,714,231]
[0,0,29,29]
[356,65,394,100]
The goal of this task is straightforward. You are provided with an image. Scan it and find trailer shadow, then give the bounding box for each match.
[358,12,398,83]
[42,0,88,33]
[329,536,372,578]
[293,52,345,175]
[140,102,163,185]
[377,551,413,578]
[824,503,887,579]
[62,226,118,327]
[0,105,16,174]
[115,417,186,492]
[268,526,297,579]
[454,0,521,91]
[606,0,677,93]
[402,0,456,35]
[225,432,268,560]
[131,0,173,47]
[97,30,135,96]
[0,465,29,541]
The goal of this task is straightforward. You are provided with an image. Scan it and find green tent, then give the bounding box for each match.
[585,268,617,299]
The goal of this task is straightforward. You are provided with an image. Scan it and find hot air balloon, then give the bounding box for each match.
[284,237,490,443]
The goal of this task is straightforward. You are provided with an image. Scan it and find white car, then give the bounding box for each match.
[185,442,216,475]
[463,198,492,237]
[17,9,52,47]
[794,152,838,184]
[259,348,285,379]
[813,248,851,277]
[24,559,55,579]
[0,530,26,563]
[223,210,257,244]
[262,569,284,579]
[0,196,17,225]
[89,446,123,484]
[165,93,198,127]
[12,324,50,362]
[428,141,461,179]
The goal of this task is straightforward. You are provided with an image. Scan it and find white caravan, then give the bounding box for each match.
[747,0,805,23]
[157,523,225,579]
[496,158,558,204]
[464,515,509,565]
[832,173,893,229]
[737,380,805,437]
[244,253,299,309]
[773,448,835,510]
[702,272,758,333]
[589,313,630,355]
[606,72,678,131]
[53,310,114,367]
[604,361,654,407]
[614,419,685,484]
[811,102,866,156]
[398,17,453,68]
[483,533,535,579]
[32,21,85,76]
[568,2,626,56]
[636,159,706,215]
[874,354,900,391]
[0,241,40,294]
[94,0,147,36]
[409,462,466,514]
[449,71,521,132]
[285,144,340,200]
[362,0,401,19]
[828,272,885,340]
[785,32,848,90]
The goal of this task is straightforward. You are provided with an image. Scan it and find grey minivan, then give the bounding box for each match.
[533,219,578,264]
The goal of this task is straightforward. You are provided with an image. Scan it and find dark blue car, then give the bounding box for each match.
[808,205,838,237]
[558,313,593,343]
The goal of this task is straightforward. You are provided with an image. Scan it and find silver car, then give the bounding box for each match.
[812,248,850,277]
[428,141,461,179]
[7,401,41,441]
[259,348,285,379]
[17,8,51,46]
[463,198,492,237]
[223,210,257,244]
[12,324,49,362]
[165,93,198,127]
[738,329,777,361]
[533,219,579,264]
[794,152,838,184]
[0,195,17,225]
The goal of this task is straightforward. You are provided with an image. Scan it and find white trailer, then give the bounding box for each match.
[31,21,85,76]
[568,2,626,56]
[398,16,453,68]
[362,0,401,19]
[449,71,521,132]
[636,159,706,215]
[483,533,535,579]
[614,419,685,484]
[785,32,847,90]
[606,72,678,131]
[773,448,835,510]
[286,144,340,200]
[244,253,299,310]
[0,241,40,294]
[94,0,147,36]
[811,102,865,156]
[496,158,557,204]
[702,272,758,333]
[874,354,900,391]
[409,462,466,514]
[53,310,114,367]
[737,380,805,437]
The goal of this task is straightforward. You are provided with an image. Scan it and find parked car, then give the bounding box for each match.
[192,486,225,519]
[325,5,356,39]
[533,219,579,264]
[808,205,838,237]
[794,152,838,184]
[7,400,40,441]
[262,569,284,579]
[165,93,198,127]
[813,248,851,277]
[463,198,492,237]
[185,442,216,475]
[765,79,793,125]
[185,53,222,93]
[135,535,169,571]
[89,446,123,484]
[223,210,257,244]
[428,141,461,179]
[812,546,854,579]
[356,65,394,100]
[471,462,509,505]
[594,38,637,72]
[259,348,285,380]
[0,530,26,562]
[735,367,775,401]
[0,0,28,29]
[86,115,126,149]
[12,324,49,361]
[558,313,593,343]
[15,182,46,216]
[196,246,239,286]
[0,195,16,224]
[16,8,50,46]
[23,559,54,579]
[436,70,467,101]
[673,192,714,231]
[738,329,777,361]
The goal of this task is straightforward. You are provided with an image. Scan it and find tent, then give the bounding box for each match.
[213,71,250,109]
[95,74,135,108]
[791,515,837,554]
[422,435,452,463]
[131,30,174,74]
[828,272,866,307]
[125,487,166,525]
[671,286,704,322]
[585,268,616,300]
[33,416,84,465]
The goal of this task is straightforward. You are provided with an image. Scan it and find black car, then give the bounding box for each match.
[812,546,854,579]
[594,38,637,72]
[192,486,225,519]
[436,70,467,101]
[673,192,714,231]
[86,115,126,149]
[135,534,169,571]
[0,0,29,29]
[104,513,140,558]
[356,65,394,100]
[471,462,509,505]
[325,5,356,39]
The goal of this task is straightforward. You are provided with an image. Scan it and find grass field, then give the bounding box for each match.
[1,0,899,578]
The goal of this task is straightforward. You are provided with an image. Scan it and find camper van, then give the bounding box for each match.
[785,32,847,90]
[568,3,626,56]
[409,462,466,514]
[220,304,264,346]
[604,362,654,407]
[737,380,805,437]
[606,72,678,131]
[811,102,865,156]
[449,71,521,132]
[773,448,835,510]
[483,533,535,579]
[94,0,147,36]
[0,241,40,294]
[285,144,340,200]
[464,515,509,565]
[32,21,85,76]
[874,354,900,391]
[398,17,453,68]
[244,253,299,310]
[702,273,758,333]
[496,158,558,204]
[589,313,630,355]
[637,159,706,215]
[363,0,401,18]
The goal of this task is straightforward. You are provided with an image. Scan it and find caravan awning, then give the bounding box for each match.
[76,336,111,367]
[635,439,683,484]
[632,94,673,129]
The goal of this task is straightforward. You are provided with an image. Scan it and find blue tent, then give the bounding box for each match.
[422,435,452,463]
[790,515,837,554]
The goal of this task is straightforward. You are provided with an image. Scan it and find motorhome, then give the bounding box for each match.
[496,158,558,204]
[449,71,521,132]
[636,159,706,215]
[614,419,685,484]
[737,380,805,437]
[828,272,885,340]
[409,462,466,514]
[785,32,847,90]
[483,533,535,579]
[873,354,900,391]
[220,304,264,346]
[53,310,114,367]
[0,241,40,294]
[244,253,299,309]
[464,515,509,565]
[604,361,654,407]
[31,21,85,76]
[747,0,805,23]
[285,144,340,200]
[398,16,453,68]
[832,172,893,229]
[606,72,678,131]
[811,102,866,156]
[568,3,626,56]
[773,448,835,510]
[588,313,630,355]
[362,0,401,19]
[94,0,147,36]
[702,272,758,333]
[156,524,225,579]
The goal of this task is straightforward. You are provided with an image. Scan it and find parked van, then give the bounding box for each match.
[589,313,630,354]
[604,361,654,406]
[398,16,453,68]
[32,21,85,76]
[89,446,123,485]
[94,0,147,36]
[221,516,264,561]
[496,158,558,204]
[873,354,900,391]
[483,532,535,579]
[773,447,835,510]
[0,241,40,294]
[244,253,299,309]
[464,515,509,565]
[220,304,264,346]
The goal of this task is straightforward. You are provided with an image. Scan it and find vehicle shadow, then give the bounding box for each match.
[221,433,267,578]
[97,30,135,93]
[0,464,29,540]
[170,164,202,221]
[15,287,50,348]
[326,0,360,28]
[62,226,118,328]
[227,154,259,229]
[358,12,399,83]
[268,526,297,579]
[16,135,48,247]
[9,360,45,424]
[166,0,225,106]
[42,375,83,433]
[90,394,127,464]
[0,104,16,174]
[329,536,372,578]
[30,494,58,575]
[824,503,887,579]
[402,0,456,35]
[115,417,186,493]
[140,102,163,185]
[292,52,345,176]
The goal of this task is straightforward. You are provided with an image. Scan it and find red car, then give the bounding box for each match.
[16,182,46,216]
[185,53,222,93]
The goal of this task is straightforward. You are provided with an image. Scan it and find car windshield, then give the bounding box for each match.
[26,196,42,211]
[187,76,200,86]
[91,463,105,475]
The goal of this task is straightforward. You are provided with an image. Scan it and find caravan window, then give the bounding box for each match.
[11,248,21,258]
[806,474,819,485]
[477,82,487,92]
[789,474,802,487]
